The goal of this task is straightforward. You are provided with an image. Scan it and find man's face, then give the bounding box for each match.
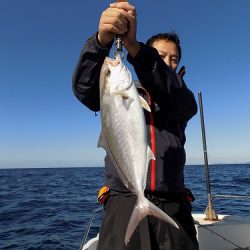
[152,39,180,72]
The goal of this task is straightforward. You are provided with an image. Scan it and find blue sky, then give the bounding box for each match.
[1,0,249,168]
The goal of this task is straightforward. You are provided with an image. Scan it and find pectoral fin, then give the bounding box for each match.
[114,90,129,98]
[114,90,134,110]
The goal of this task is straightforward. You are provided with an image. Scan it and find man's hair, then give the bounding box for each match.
[146,32,182,61]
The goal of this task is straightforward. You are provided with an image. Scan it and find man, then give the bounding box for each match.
[73,2,198,249]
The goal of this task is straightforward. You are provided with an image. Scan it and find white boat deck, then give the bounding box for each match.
[194,213,250,250]
[82,213,250,250]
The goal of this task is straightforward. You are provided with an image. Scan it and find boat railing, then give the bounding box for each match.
[79,206,103,250]
[213,194,250,200]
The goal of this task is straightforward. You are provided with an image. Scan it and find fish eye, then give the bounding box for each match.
[105,68,111,76]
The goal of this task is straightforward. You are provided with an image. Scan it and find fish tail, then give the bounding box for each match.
[124,196,179,245]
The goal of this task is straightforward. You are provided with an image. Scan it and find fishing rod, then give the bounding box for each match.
[198,91,218,221]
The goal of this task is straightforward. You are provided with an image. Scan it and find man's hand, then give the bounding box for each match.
[109,2,140,57]
[98,3,129,46]
[97,2,140,57]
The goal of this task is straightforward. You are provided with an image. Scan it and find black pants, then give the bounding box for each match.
[97,191,199,250]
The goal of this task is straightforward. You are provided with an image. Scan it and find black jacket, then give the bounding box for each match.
[72,33,197,193]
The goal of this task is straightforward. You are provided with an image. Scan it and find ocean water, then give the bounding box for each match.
[0,164,249,249]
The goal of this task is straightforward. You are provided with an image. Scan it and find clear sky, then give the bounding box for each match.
[1,0,250,168]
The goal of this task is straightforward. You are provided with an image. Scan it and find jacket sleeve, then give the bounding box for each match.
[72,33,113,112]
[127,43,197,123]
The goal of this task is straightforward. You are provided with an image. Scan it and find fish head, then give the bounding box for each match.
[100,53,132,97]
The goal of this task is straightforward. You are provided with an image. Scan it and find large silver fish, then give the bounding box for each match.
[98,53,179,245]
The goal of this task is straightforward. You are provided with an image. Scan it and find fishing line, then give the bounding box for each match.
[194,220,243,249]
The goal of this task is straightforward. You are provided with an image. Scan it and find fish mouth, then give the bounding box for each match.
[106,56,120,67]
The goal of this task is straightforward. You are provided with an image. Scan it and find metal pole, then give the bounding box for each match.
[198,91,218,221]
